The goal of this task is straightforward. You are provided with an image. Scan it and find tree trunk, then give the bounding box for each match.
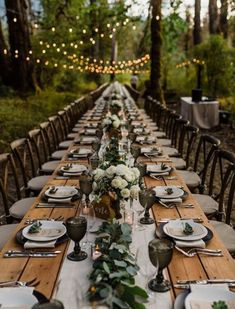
[209,0,219,34]
[0,21,11,85]
[193,0,201,45]
[220,0,228,39]
[5,0,35,91]
[150,0,165,105]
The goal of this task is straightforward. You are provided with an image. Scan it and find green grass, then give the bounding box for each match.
[0,88,90,152]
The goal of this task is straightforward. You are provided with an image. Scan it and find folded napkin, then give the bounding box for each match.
[150,172,170,177]
[175,239,206,248]
[189,284,233,309]
[24,240,56,249]
[160,197,182,203]
[62,172,83,176]
[48,197,72,204]
[0,287,34,309]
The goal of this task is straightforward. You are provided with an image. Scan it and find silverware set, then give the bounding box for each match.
[0,277,40,287]
[4,250,61,258]
[36,203,75,208]
[24,216,64,225]
[157,217,204,223]
[174,278,235,289]
[175,246,223,257]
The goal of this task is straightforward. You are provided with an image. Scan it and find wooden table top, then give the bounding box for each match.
[0,103,234,302]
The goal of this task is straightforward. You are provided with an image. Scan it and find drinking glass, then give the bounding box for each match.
[80,282,113,309]
[79,174,93,205]
[89,152,100,170]
[130,146,141,165]
[65,216,88,261]
[139,189,155,225]
[79,202,96,248]
[148,239,174,292]
[135,163,146,189]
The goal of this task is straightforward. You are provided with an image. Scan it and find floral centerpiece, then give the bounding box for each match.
[92,163,140,219]
[110,100,123,115]
[102,114,121,139]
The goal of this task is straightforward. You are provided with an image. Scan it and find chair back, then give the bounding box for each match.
[207,150,235,224]
[0,153,24,222]
[182,125,199,167]
[193,134,221,193]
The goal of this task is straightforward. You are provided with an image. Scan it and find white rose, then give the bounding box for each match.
[132,167,140,179]
[106,165,116,178]
[111,177,122,189]
[121,188,130,199]
[124,171,134,182]
[113,120,120,128]
[119,178,128,189]
[116,164,129,176]
[93,168,105,181]
[130,185,140,199]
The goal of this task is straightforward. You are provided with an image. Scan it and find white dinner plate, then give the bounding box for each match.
[0,288,38,307]
[147,164,172,173]
[70,148,92,157]
[45,186,78,199]
[153,186,184,199]
[185,287,235,309]
[22,220,66,242]
[60,164,87,174]
[163,220,208,241]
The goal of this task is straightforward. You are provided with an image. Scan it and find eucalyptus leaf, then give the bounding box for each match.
[109,271,128,279]
[112,296,130,309]
[114,260,127,267]
[126,266,138,276]
[103,261,110,274]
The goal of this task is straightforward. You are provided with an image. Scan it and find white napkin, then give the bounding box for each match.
[62,172,82,176]
[189,284,233,309]
[175,239,206,248]
[0,287,34,309]
[150,172,170,177]
[24,240,56,249]
[160,197,182,203]
[48,197,72,204]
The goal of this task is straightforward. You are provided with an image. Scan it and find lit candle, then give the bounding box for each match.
[92,245,102,261]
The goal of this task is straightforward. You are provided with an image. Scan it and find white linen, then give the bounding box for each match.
[24,240,56,249]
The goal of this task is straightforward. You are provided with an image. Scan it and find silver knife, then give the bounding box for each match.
[177,279,235,284]
[157,218,204,223]
[36,203,74,208]
[174,283,235,289]
[4,251,60,258]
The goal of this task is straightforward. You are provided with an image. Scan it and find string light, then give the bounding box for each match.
[176,58,205,68]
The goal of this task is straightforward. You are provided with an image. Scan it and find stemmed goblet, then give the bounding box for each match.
[65,216,88,261]
[139,189,156,225]
[130,145,141,165]
[135,163,147,189]
[79,174,93,205]
[148,239,174,292]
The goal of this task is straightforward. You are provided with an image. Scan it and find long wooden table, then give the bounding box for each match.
[0,86,234,306]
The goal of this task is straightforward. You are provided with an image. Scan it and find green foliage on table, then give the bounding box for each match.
[89,220,148,309]
[212,300,228,309]
[103,138,126,166]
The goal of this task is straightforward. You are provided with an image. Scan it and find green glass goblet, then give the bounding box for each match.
[130,146,141,165]
[65,216,88,261]
[135,163,147,189]
[79,174,93,205]
[148,239,174,292]
[139,189,155,225]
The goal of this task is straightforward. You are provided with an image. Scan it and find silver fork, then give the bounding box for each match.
[0,277,40,287]
[175,246,223,257]
[25,216,64,225]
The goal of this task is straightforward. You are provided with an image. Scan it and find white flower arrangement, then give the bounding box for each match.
[110,100,123,109]
[102,114,121,130]
[92,163,140,201]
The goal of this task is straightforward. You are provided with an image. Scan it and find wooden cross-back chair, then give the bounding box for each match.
[178,134,221,192]
[10,138,49,196]
[0,153,36,222]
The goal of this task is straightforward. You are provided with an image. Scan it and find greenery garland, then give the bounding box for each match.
[88,220,148,309]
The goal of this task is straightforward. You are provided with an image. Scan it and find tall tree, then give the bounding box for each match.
[220,0,228,38]
[0,21,11,85]
[150,0,165,105]
[209,0,219,34]
[5,0,35,91]
[193,0,201,45]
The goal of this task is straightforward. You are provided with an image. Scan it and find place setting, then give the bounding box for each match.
[135,135,156,145]
[36,185,82,208]
[74,136,98,145]
[141,146,163,159]
[67,147,93,159]
[147,163,174,179]
[57,163,87,176]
